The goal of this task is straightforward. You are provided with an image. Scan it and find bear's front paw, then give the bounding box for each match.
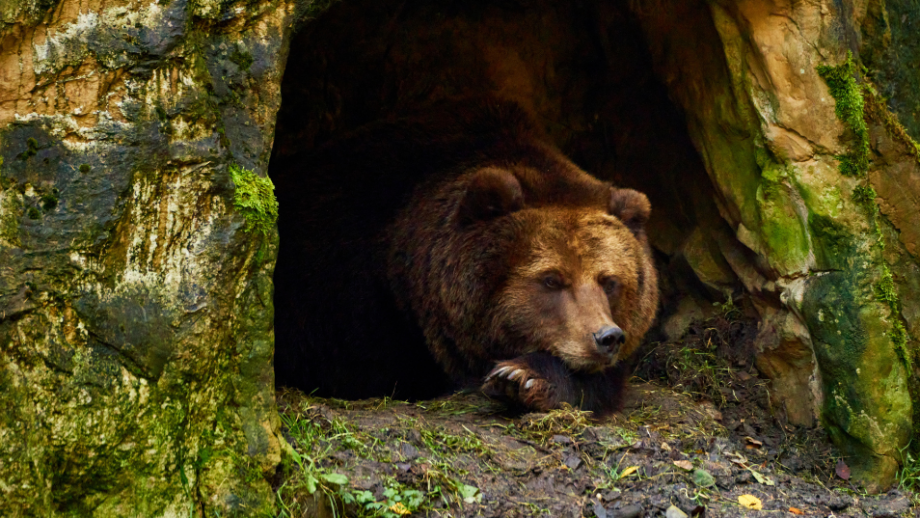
[481,361,558,412]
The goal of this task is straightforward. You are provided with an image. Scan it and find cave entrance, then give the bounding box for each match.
[269,0,748,400]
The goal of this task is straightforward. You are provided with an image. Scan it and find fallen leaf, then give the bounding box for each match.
[744,436,763,447]
[389,502,411,515]
[738,494,762,510]
[836,459,851,480]
[692,468,715,488]
[749,468,775,486]
[673,460,693,471]
[459,484,482,504]
[789,507,804,515]
[619,466,639,478]
[320,472,349,485]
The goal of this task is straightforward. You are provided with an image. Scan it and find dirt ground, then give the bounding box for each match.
[273,316,918,518]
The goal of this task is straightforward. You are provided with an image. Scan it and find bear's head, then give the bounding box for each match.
[459,167,658,373]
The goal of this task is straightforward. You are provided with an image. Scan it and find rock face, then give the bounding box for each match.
[632,0,918,489]
[0,0,300,514]
[1,0,918,513]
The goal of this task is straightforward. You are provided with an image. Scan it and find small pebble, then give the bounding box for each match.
[665,504,688,518]
[610,504,643,518]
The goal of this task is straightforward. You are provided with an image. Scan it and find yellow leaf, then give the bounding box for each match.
[673,460,693,471]
[738,494,762,510]
[389,502,411,516]
[619,466,639,478]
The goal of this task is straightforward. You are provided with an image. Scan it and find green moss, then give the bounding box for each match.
[230,164,278,238]
[79,163,91,173]
[753,156,810,272]
[27,207,41,219]
[0,184,23,246]
[875,265,912,370]
[817,51,870,177]
[864,83,920,164]
[229,45,254,72]
[852,185,878,215]
[40,193,58,211]
[808,213,855,271]
[19,137,40,160]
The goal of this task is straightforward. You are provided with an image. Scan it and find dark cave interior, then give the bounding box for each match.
[268,0,744,398]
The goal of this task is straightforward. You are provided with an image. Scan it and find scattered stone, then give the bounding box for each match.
[818,493,852,511]
[734,470,753,484]
[860,494,911,517]
[563,453,583,470]
[610,504,643,518]
[399,442,420,461]
[593,501,608,518]
[741,421,757,437]
[665,504,688,518]
[552,434,573,445]
[406,429,422,445]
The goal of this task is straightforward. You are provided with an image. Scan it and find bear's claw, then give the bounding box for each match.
[482,360,556,411]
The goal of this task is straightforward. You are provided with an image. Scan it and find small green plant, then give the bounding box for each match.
[79,163,91,173]
[897,443,920,504]
[595,454,639,491]
[713,294,741,321]
[27,207,40,219]
[344,482,425,517]
[817,51,870,178]
[229,164,278,238]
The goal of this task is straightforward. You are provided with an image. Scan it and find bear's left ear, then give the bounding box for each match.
[608,187,651,237]
[458,168,525,225]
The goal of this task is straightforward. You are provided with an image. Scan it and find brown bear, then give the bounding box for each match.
[272,98,658,415]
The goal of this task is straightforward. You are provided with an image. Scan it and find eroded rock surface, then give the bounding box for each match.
[0,0,301,514]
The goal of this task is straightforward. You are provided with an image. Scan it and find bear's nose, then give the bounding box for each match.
[594,326,625,353]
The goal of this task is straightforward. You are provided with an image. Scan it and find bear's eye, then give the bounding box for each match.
[542,273,565,290]
[602,278,621,298]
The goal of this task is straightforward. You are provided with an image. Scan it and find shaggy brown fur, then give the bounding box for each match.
[273,98,658,414]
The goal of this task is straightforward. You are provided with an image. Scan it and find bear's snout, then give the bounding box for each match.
[593,325,625,356]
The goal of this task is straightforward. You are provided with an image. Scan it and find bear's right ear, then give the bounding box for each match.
[608,187,651,237]
[457,168,525,225]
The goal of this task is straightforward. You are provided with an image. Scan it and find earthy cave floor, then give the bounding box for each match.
[272,377,917,518]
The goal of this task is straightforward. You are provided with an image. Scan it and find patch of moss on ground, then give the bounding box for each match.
[817,51,870,177]
[230,164,278,238]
